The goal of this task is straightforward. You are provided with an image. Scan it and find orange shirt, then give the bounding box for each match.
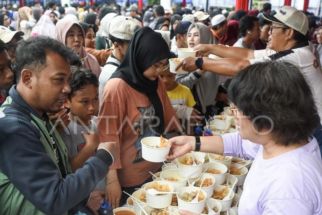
[98,78,180,187]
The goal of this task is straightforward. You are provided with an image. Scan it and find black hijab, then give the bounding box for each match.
[111,27,171,134]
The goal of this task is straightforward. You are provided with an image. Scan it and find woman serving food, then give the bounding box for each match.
[168,61,322,215]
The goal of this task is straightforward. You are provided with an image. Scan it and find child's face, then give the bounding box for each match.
[159,71,177,91]
[84,27,95,48]
[67,84,98,124]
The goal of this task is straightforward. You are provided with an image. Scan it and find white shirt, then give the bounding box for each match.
[249,46,322,124]
[99,55,121,103]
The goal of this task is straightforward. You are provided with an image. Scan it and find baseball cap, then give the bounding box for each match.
[109,16,141,41]
[0,26,24,43]
[211,14,226,27]
[194,11,209,22]
[263,6,308,36]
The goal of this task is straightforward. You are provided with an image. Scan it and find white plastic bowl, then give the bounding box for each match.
[229,163,248,186]
[143,180,174,209]
[129,188,147,214]
[176,152,204,178]
[231,157,253,169]
[141,136,171,163]
[113,207,136,215]
[211,185,234,211]
[177,48,196,58]
[203,162,228,185]
[169,58,187,74]
[208,153,233,168]
[160,169,187,191]
[193,173,216,198]
[201,198,222,215]
[177,186,207,214]
[209,115,233,131]
[226,174,238,191]
[161,162,178,171]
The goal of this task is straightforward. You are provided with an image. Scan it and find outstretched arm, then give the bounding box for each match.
[177,57,250,76]
[194,44,255,59]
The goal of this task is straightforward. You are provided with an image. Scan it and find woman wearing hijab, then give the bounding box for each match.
[17,6,36,39]
[55,17,101,77]
[98,27,181,208]
[176,23,224,119]
[31,14,57,38]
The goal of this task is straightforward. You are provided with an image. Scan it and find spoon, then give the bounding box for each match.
[146,188,177,195]
[123,191,148,215]
[149,171,159,180]
[191,177,206,203]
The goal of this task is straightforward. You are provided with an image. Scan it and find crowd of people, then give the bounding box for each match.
[0,1,322,215]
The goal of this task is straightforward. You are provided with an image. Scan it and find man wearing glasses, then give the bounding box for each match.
[177,6,322,155]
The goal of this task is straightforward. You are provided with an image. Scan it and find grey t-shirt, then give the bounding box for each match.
[61,117,97,159]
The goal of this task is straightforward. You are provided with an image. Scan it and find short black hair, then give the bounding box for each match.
[293,30,309,45]
[79,22,95,34]
[154,5,165,17]
[98,7,115,21]
[262,3,271,12]
[228,61,319,146]
[14,36,77,82]
[69,68,98,98]
[258,17,271,27]
[46,1,56,9]
[239,15,258,37]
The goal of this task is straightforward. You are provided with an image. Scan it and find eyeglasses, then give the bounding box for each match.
[269,25,289,34]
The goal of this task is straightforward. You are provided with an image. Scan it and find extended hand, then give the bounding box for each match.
[167,136,195,160]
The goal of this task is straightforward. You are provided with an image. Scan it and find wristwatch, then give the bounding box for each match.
[195,57,204,70]
[195,136,201,151]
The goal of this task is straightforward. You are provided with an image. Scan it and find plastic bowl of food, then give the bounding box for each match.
[177,48,196,58]
[208,153,233,168]
[201,198,222,215]
[203,162,228,185]
[176,152,204,178]
[193,173,216,198]
[141,136,171,163]
[113,207,136,215]
[160,169,187,191]
[229,163,248,186]
[126,188,147,214]
[161,162,178,171]
[209,115,233,131]
[231,157,252,169]
[143,180,174,209]
[169,58,188,74]
[211,185,234,211]
[225,174,238,190]
[177,186,207,213]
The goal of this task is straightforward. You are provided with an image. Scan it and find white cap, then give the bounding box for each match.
[0,26,24,43]
[182,14,195,23]
[211,14,226,27]
[263,6,308,36]
[109,16,141,41]
[193,11,209,21]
